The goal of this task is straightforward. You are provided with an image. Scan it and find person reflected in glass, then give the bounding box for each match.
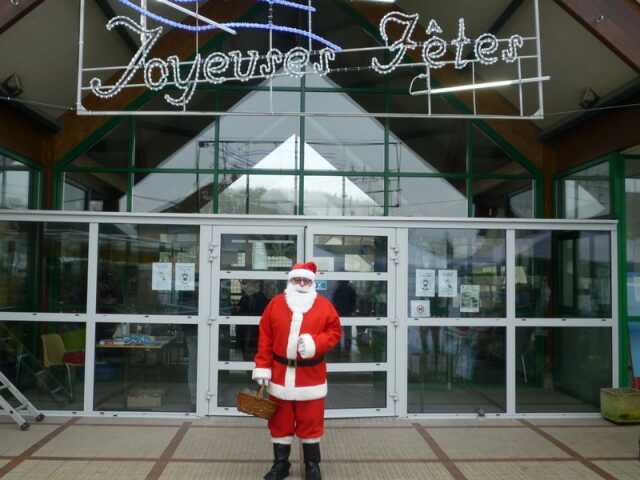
[236,280,269,361]
[332,280,356,356]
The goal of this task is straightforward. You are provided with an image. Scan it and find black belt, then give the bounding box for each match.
[274,354,324,368]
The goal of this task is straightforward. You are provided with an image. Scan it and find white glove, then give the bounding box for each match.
[297,337,306,356]
[255,378,270,387]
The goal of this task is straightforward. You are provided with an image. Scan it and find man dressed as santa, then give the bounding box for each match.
[253,262,342,480]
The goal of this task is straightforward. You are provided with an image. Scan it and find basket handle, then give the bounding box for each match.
[257,385,267,399]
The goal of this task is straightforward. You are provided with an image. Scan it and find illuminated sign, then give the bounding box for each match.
[77,0,549,119]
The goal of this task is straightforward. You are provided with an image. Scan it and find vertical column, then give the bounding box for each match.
[83,223,99,414]
[506,229,516,415]
[197,225,214,416]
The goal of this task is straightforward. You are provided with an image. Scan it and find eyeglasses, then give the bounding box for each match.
[289,277,313,286]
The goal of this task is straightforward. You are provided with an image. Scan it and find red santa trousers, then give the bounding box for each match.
[268,396,325,444]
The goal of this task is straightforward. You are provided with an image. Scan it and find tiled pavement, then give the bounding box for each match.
[0,416,639,479]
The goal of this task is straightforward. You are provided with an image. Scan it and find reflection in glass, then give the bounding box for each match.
[70,121,130,169]
[134,116,215,169]
[408,229,506,318]
[626,159,640,316]
[0,222,89,313]
[219,174,297,215]
[389,177,468,217]
[304,176,384,217]
[220,234,297,271]
[62,171,128,212]
[325,326,387,363]
[516,231,611,318]
[0,322,85,411]
[306,91,385,173]
[472,180,534,218]
[0,163,30,209]
[472,126,528,175]
[218,370,253,408]
[132,173,213,213]
[562,162,610,219]
[326,281,387,318]
[314,235,387,273]
[94,323,197,412]
[516,328,611,412]
[219,325,258,362]
[408,327,506,414]
[219,279,287,317]
[97,224,199,315]
[325,372,386,409]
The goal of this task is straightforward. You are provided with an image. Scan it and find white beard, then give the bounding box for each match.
[284,283,317,314]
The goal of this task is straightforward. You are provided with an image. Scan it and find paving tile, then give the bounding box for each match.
[457,461,603,480]
[322,428,437,461]
[593,460,640,480]
[76,417,186,426]
[0,416,71,426]
[3,460,154,480]
[325,418,414,428]
[0,424,59,456]
[415,419,524,428]
[526,418,611,427]
[190,416,264,427]
[321,462,453,480]
[542,426,640,458]
[173,427,299,461]
[159,461,300,480]
[429,428,570,460]
[36,426,178,458]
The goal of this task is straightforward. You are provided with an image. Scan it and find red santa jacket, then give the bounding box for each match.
[253,292,342,401]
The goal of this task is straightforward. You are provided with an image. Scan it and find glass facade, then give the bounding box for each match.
[561,161,611,219]
[0,155,39,210]
[408,229,506,318]
[626,158,640,318]
[516,230,611,319]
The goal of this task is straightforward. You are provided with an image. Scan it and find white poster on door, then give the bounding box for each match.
[438,270,458,298]
[175,263,196,291]
[152,263,172,291]
[415,269,436,297]
[460,285,480,313]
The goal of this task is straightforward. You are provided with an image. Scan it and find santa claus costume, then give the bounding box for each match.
[253,262,342,480]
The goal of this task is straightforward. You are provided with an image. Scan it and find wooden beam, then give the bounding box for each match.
[554,0,640,72]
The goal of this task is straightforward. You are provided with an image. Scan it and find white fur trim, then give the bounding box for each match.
[298,334,316,359]
[271,436,294,445]
[269,382,327,401]
[252,368,272,380]
[288,268,316,281]
[300,437,322,444]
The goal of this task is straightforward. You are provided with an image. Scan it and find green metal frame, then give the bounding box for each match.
[0,144,43,209]
[53,0,541,218]
[555,153,640,387]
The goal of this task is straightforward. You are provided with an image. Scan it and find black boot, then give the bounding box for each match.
[264,443,291,480]
[303,443,322,480]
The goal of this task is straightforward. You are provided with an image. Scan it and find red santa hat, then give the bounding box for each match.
[288,262,317,282]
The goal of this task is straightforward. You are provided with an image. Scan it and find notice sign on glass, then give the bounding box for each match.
[460,285,480,313]
[152,263,172,291]
[415,269,436,297]
[175,263,196,291]
[438,270,458,298]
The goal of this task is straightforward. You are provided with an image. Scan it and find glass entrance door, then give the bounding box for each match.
[306,227,397,417]
[206,226,304,415]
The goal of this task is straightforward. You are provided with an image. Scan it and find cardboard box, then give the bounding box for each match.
[126,388,165,409]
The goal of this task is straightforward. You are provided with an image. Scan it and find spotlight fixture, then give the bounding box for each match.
[1,74,23,98]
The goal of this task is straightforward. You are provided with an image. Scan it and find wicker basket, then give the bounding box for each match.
[236,386,278,420]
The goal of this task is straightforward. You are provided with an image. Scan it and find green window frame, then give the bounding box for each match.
[0,145,42,210]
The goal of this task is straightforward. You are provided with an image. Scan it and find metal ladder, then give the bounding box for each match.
[0,370,45,430]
